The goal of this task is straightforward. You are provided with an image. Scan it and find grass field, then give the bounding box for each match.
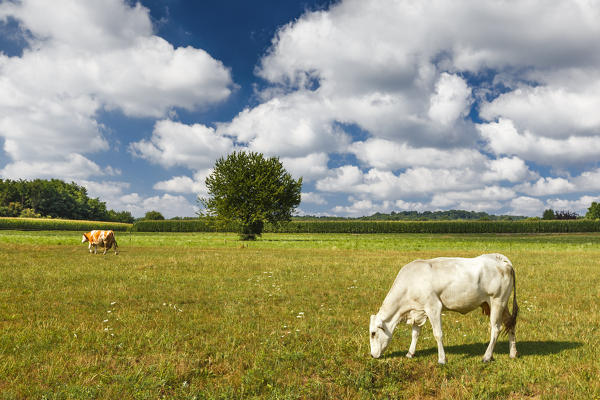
[0,231,599,399]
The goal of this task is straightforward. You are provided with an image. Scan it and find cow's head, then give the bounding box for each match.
[81,233,89,243]
[369,314,392,358]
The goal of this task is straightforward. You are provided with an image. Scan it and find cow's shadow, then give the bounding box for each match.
[386,340,582,359]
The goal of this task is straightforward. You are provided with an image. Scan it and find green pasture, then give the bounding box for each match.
[0,231,599,399]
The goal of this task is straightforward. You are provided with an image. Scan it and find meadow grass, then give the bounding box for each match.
[0,231,599,399]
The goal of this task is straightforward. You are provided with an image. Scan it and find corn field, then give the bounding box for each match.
[3,217,600,234]
[0,217,131,232]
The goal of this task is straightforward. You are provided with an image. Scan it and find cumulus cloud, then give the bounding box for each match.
[0,0,233,180]
[301,192,327,205]
[348,139,485,170]
[316,165,484,200]
[218,91,350,157]
[281,152,329,181]
[130,120,233,170]
[0,153,118,180]
[430,186,515,211]
[515,177,576,197]
[78,180,197,218]
[477,119,600,166]
[428,73,472,126]
[153,169,212,197]
[509,196,545,217]
[481,157,538,183]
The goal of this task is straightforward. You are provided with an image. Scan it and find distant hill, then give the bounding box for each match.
[295,210,527,221]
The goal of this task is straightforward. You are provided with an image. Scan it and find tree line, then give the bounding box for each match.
[0,179,134,223]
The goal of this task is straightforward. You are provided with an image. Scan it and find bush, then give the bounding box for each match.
[19,208,42,218]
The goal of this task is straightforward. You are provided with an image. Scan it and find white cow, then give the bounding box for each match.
[369,253,518,363]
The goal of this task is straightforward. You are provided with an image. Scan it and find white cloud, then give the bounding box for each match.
[349,139,485,170]
[315,165,364,193]
[428,73,472,126]
[480,84,600,139]
[0,153,117,180]
[573,168,600,192]
[332,199,395,218]
[218,91,350,157]
[316,165,485,200]
[153,169,212,197]
[477,119,600,165]
[281,152,329,181]
[431,186,515,209]
[301,192,327,205]
[138,194,197,218]
[130,120,233,170]
[509,196,545,217]
[77,180,197,218]
[0,0,233,179]
[516,177,576,197]
[481,157,538,183]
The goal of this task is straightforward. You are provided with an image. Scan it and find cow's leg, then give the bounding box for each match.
[483,300,503,362]
[88,243,93,253]
[406,324,421,358]
[426,302,445,364]
[503,308,518,358]
[113,240,118,255]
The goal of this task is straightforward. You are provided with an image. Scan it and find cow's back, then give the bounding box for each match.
[396,255,512,314]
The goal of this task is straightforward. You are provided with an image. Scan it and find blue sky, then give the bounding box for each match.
[1,0,600,218]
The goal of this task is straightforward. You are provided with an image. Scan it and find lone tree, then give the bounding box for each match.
[586,202,600,219]
[200,151,302,240]
[542,209,555,220]
[144,210,165,220]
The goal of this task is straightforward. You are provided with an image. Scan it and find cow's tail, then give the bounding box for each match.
[502,267,518,334]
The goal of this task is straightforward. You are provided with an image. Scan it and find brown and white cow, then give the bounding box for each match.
[369,253,518,363]
[82,230,119,255]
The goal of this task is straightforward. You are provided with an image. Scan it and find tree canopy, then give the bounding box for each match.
[586,202,600,219]
[144,210,165,220]
[0,178,134,223]
[200,151,302,240]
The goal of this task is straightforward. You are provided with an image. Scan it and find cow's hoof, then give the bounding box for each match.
[438,359,446,365]
[406,352,414,358]
[482,357,494,363]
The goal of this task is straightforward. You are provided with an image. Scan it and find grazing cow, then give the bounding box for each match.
[82,230,119,255]
[369,253,518,364]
